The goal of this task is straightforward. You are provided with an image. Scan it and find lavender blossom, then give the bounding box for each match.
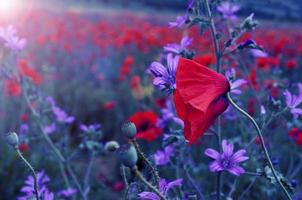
[80,123,101,132]
[225,68,248,95]
[47,96,75,124]
[168,15,187,28]
[205,140,249,176]
[0,26,26,51]
[157,99,184,128]
[138,178,183,200]
[148,53,179,94]
[284,83,302,119]
[57,188,77,197]
[251,49,268,58]
[43,123,56,134]
[154,145,174,166]
[18,171,54,200]
[164,36,192,54]
[19,124,29,135]
[217,2,240,22]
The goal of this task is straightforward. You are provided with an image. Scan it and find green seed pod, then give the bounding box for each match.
[5,132,19,149]
[117,144,138,168]
[104,141,120,152]
[121,122,137,138]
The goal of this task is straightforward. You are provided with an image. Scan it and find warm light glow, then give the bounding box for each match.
[0,0,27,20]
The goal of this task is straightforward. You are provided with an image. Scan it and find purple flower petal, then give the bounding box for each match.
[205,148,220,160]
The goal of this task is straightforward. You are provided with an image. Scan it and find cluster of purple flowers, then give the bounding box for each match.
[18,171,77,200]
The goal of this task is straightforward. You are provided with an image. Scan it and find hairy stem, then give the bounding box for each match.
[133,166,166,200]
[227,93,292,200]
[16,149,39,200]
[131,139,160,187]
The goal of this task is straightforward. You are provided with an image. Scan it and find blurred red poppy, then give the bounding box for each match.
[174,58,230,144]
[128,111,162,141]
[18,59,43,85]
[4,79,21,97]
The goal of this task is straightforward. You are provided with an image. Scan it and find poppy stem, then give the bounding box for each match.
[133,166,167,200]
[204,1,223,199]
[16,149,39,200]
[227,93,292,200]
[130,139,161,188]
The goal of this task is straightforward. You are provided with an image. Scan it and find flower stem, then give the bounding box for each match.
[227,93,292,200]
[16,149,39,200]
[130,139,160,187]
[204,1,222,199]
[133,166,166,200]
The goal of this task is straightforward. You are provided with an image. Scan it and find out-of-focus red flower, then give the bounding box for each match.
[285,59,297,69]
[4,79,21,96]
[20,114,29,122]
[128,111,162,141]
[19,143,30,152]
[18,59,43,85]
[174,58,230,144]
[119,55,134,80]
[288,128,300,138]
[155,98,166,108]
[112,181,125,191]
[288,128,302,146]
[249,68,258,90]
[103,101,116,110]
[194,53,216,66]
[247,98,256,116]
[130,75,141,89]
[256,57,279,70]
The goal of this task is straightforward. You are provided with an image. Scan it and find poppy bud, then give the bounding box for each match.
[121,122,137,138]
[241,13,258,31]
[104,141,120,152]
[5,132,19,149]
[117,144,138,168]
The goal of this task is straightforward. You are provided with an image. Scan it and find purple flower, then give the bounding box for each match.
[205,140,249,176]
[43,123,56,134]
[168,15,187,28]
[58,188,77,197]
[52,106,75,124]
[157,99,184,128]
[148,53,179,94]
[80,123,101,132]
[47,96,75,124]
[163,36,192,54]
[217,2,240,22]
[260,105,266,115]
[0,26,26,51]
[223,105,238,121]
[19,123,29,135]
[284,83,302,119]
[18,171,54,200]
[154,145,174,166]
[187,0,194,10]
[225,68,247,95]
[138,178,183,200]
[251,49,268,58]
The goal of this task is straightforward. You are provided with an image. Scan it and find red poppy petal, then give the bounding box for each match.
[176,58,230,112]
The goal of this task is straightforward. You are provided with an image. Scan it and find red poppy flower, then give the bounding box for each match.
[18,59,43,85]
[128,111,162,141]
[4,79,21,97]
[174,58,230,144]
[194,53,216,66]
[19,143,30,152]
[103,101,116,110]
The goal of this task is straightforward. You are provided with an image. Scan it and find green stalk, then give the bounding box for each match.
[227,93,292,200]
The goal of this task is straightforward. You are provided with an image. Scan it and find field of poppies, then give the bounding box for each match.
[0,0,302,200]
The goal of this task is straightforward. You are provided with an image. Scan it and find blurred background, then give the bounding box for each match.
[0,0,301,199]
